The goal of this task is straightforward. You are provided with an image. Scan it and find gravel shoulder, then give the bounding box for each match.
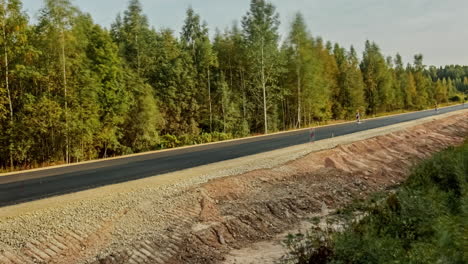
[0,109,466,264]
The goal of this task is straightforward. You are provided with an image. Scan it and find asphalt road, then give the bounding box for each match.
[0,104,465,206]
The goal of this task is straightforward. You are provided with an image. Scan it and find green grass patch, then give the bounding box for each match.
[282,141,468,264]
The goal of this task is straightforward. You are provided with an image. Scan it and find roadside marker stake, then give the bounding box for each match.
[309,128,316,143]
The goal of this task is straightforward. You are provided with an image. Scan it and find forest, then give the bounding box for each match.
[0,0,467,170]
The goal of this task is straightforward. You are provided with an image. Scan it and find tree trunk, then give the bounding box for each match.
[296,55,301,129]
[221,91,226,133]
[104,142,108,159]
[207,67,212,132]
[136,34,140,77]
[228,55,233,88]
[261,37,268,134]
[240,70,246,121]
[61,28,69,164]
[282,99,286,130]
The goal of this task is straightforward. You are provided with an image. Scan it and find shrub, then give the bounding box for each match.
[282,230,334,264]
[199,133,213,144]
[178,134,194,146]
[160,134,179,149]
[283,142,468,264]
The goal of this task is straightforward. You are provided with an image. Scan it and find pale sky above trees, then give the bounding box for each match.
[22,0,468,66]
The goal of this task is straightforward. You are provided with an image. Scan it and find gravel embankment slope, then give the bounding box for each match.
[0,109,467,264]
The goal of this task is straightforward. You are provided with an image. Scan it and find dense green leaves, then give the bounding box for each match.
[0,0,466,170]
[180,7,217,132]
[282,142,468,264]
[0,0,30,167]
[242,0,282,133]
[360,41,393,114]
[281,13,332,128]
[331,143,468,264]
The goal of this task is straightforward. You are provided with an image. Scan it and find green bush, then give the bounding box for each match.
[199,133,213,144]
[282,231,334,264]
[178,134,195,146]
[283,142,468,264]
[160,134,179,149]
[211,131,233,142]
[449,95,461,102]
[159,132,235,148]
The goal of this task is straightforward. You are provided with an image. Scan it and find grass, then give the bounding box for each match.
[282,140,468,264]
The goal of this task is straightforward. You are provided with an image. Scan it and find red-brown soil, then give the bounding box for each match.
[0,111,467,264]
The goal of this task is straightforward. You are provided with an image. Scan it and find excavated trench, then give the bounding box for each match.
[0,111,467,264]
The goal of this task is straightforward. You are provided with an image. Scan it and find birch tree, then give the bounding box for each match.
[41,0,76,163]
[242,0,281,134]
[0,0,28,169]
[284,12,319,127]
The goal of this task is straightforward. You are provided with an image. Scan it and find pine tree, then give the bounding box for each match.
[216,72,240,134]
[311,37,335,121]
[86,24,130,157]
[111,0,161,84]
[121,74,161,152]
[283,12,331,127]
[285,12,310,127]
[405,71,417,109]
[392,53,406,110]
[360,41,392,114]
[434,79,448,104]
[332,45,366,119]
[345,46,366,117]
[213,24,250,135]
[152,29,198,136]
[412,54,430,108]
[112,0,149,76]
[332,43,347,118]
[180,7,217,132]
[110,0,163,151]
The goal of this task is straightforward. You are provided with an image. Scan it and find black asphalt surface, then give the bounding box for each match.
[0,104,465,207]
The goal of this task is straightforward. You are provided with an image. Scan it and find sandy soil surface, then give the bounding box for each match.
[0,109,466,264]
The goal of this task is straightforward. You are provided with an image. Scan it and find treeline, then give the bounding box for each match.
[0,0,465,170]
[428,65,468,93]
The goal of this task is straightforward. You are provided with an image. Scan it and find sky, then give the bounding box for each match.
[21,0,468,67]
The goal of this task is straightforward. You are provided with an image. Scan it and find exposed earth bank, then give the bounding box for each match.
[0,110,467,264]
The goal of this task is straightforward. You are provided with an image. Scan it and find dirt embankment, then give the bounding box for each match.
[173,112,468,264]
[0,110,467,264]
